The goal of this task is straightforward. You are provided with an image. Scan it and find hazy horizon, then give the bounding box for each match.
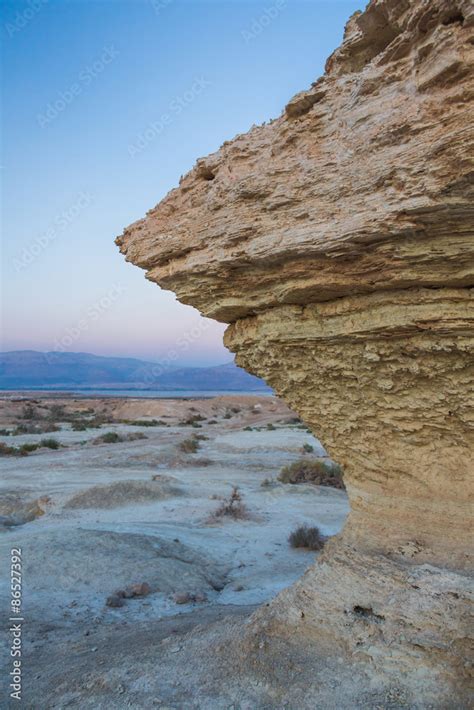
[2,0,363,367]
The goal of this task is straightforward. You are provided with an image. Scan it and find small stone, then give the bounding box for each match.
[106,594,125,608]
[173,592,193,604]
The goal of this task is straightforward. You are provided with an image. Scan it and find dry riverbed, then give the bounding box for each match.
[0,395,349,708]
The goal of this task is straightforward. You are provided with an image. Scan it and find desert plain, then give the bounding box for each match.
[0,394,348,708]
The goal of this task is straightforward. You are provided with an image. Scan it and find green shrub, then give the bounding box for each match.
[0,442,27,456]
[289,525,325,551]
[40,438,61,450]
[94,431,123,445]
[20,443,40,453]
[278,459,344,489]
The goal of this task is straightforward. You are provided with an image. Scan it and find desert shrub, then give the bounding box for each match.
[20,443,40,453]
[13,422,60,435]
[278,459,344,489]
[210,487,249,521]
[179,437,200,453]
[0,428,10,436]
[40,438,61,449]
[0,442,27,456]
[260,477,277,488]
[20,404,38,420]
[230,407,241,414]
[289,525,325,551]
[266,423,276,431]
[179,414,205,427]
[302,443,314,453]
[243,426,253,432]
[71,422,88,431]
[94,431,123,445]
[126,432,148,441]
[207,419,217,424]
[124,419,167,427]
[223,411,232,419]
[47,404,66,421]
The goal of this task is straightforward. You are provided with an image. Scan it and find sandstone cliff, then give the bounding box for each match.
[117,0,474,704]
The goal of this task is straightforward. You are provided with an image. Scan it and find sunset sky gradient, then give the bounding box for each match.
[1,0,362,366]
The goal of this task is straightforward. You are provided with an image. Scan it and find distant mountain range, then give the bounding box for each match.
[0,351,271,392]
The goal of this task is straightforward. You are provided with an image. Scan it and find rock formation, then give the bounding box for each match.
[117,0,473,703]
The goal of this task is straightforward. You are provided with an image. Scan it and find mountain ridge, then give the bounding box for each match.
[0,350,270,391]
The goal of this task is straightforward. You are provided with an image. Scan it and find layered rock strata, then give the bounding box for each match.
[117,0,474,701]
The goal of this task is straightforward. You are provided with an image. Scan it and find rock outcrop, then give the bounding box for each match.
[117,0,474,703]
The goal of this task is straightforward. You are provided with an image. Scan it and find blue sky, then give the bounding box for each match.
[1,0,363,366]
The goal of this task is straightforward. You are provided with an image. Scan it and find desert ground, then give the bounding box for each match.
[0,394,348,709]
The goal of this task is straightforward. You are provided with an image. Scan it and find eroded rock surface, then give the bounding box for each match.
[117,0,474,703]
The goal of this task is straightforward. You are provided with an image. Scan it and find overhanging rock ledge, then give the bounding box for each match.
[117,0,474,703]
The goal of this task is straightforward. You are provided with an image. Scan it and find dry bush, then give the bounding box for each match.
[179,437,200,453]
[278,459,344,489]
[93,431,123,445]
[209,487,249,521]
[288,525,325,551]
[0,442,27,457]
[40,438,61,449]
[125,432,148,441]
[13,422,60,435]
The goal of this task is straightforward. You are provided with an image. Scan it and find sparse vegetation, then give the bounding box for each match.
[288,524,325,551]
[40,438,61,449]
[20,404,38,420]
[0,442,28,456]
[12,422,60,435]
[179,414,206,427]
[122,419,167,427]
[278,459,344,489]
[179,437,200,453]
[94,431,123,445]
[126,432,148,441]
[209,486,249,521]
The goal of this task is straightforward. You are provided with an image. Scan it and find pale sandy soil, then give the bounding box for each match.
[0,396,349,709]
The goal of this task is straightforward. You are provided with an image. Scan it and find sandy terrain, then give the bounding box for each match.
[0,395,348,708]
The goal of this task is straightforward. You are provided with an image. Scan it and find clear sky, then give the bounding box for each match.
[1,0,363,366]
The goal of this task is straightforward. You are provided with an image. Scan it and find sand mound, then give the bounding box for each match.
[20,528,227,596]
[64,479,182,509]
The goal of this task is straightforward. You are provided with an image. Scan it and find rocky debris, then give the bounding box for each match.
[105,594,125,608]
[172,591,208,605]
[0,494,51,527]
[117,0,474,702]
[106,582,151,608]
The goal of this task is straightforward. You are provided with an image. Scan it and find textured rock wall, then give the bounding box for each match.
[117,0,474,701]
